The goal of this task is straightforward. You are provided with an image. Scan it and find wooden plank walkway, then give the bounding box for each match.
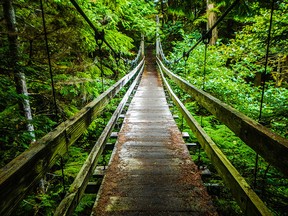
[91,53,217,216]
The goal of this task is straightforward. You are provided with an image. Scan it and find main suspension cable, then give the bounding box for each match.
[175,0,240,63]
[40,0,58,120]
[60,156,66,197]
[69,0,118,57]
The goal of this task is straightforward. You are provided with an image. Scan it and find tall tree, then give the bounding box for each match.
[207,0,218,45]
[2,0,35,142]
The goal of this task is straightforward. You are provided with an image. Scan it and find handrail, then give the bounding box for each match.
[157,58,288,176]
[157,59,272,215]
[158,40,172,65]
[54,61,145,216]
[0,58,145,216]
[126,45,142,69]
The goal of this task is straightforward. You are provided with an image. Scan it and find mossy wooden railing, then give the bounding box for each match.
[157,58,288,177]
[54,61,144,216]
[0,58,145,216]
[157,57,288,215]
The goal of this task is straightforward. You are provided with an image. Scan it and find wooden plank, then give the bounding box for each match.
[53,62,144,216]
[182,132,189,138]
[0,59,145,216]
[93,166,107,177]
[158,61,272,216]
[186,143,198,147]
[104,143,115,151]
[157,58,288,177]
[110,132,119,138]
[173,114,179,119]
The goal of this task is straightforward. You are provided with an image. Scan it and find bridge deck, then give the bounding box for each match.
[91,54,217,215]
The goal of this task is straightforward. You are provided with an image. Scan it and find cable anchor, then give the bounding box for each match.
[182,51,189,62]
[115,52,121,66]
[202,30,212,45]
[95,30,104,48]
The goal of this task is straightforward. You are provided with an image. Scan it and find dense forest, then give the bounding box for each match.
[0,0,287,215]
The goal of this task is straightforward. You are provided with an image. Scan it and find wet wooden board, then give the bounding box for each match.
[91,54,217,215]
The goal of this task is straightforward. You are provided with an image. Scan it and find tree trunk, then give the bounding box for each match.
[207,0,218,45]
[3,0,36,142]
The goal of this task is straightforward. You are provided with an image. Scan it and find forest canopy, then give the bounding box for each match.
[0,0,156,167]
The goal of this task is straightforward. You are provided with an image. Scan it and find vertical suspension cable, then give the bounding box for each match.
[200,43,208,127]
[96,37,104,93]
[60,156,66,196]
[198,41,209,166]
[202,43,208,91]
[253,0,275,188]
[184,57,187,75]
[180,58,188,132]
[100,52,104,93]
[40,0,58,119]
[259,0,275,121]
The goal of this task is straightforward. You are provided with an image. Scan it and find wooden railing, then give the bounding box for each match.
[157,57,288,215]
[0,59,145,216]
[54,61,144,216]
[157,58,288,177]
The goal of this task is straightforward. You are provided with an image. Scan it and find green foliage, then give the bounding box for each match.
[0,0,156,166]
[16,188,63,216]
[168,28,288,136]
[0,0,155,215]
[162,1,288,214]
[74,194,97,215]
[1,0,287,215]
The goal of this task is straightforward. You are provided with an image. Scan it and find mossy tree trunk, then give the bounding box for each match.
[3,0,35,142]
[207,0,218,45]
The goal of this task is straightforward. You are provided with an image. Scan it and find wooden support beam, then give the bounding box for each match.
[157,58,288,177]
[53,62,144,216]
[158,60,272,216]
[84,182,101,194]
[201,168,212,177]
[93,166,107,177]
[182,132,190,139]
[186,143,198,147]
[173,114,179,119]
[119,114,125,118]
[110,132,118,138]
[104,143,115,151]
[0,59,145,216]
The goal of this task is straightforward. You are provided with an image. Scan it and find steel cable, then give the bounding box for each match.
[158,40,172,65]
[174,0,240,63]
[253,0,275,188]
[70,0,118,57]
[40,0,58,120]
